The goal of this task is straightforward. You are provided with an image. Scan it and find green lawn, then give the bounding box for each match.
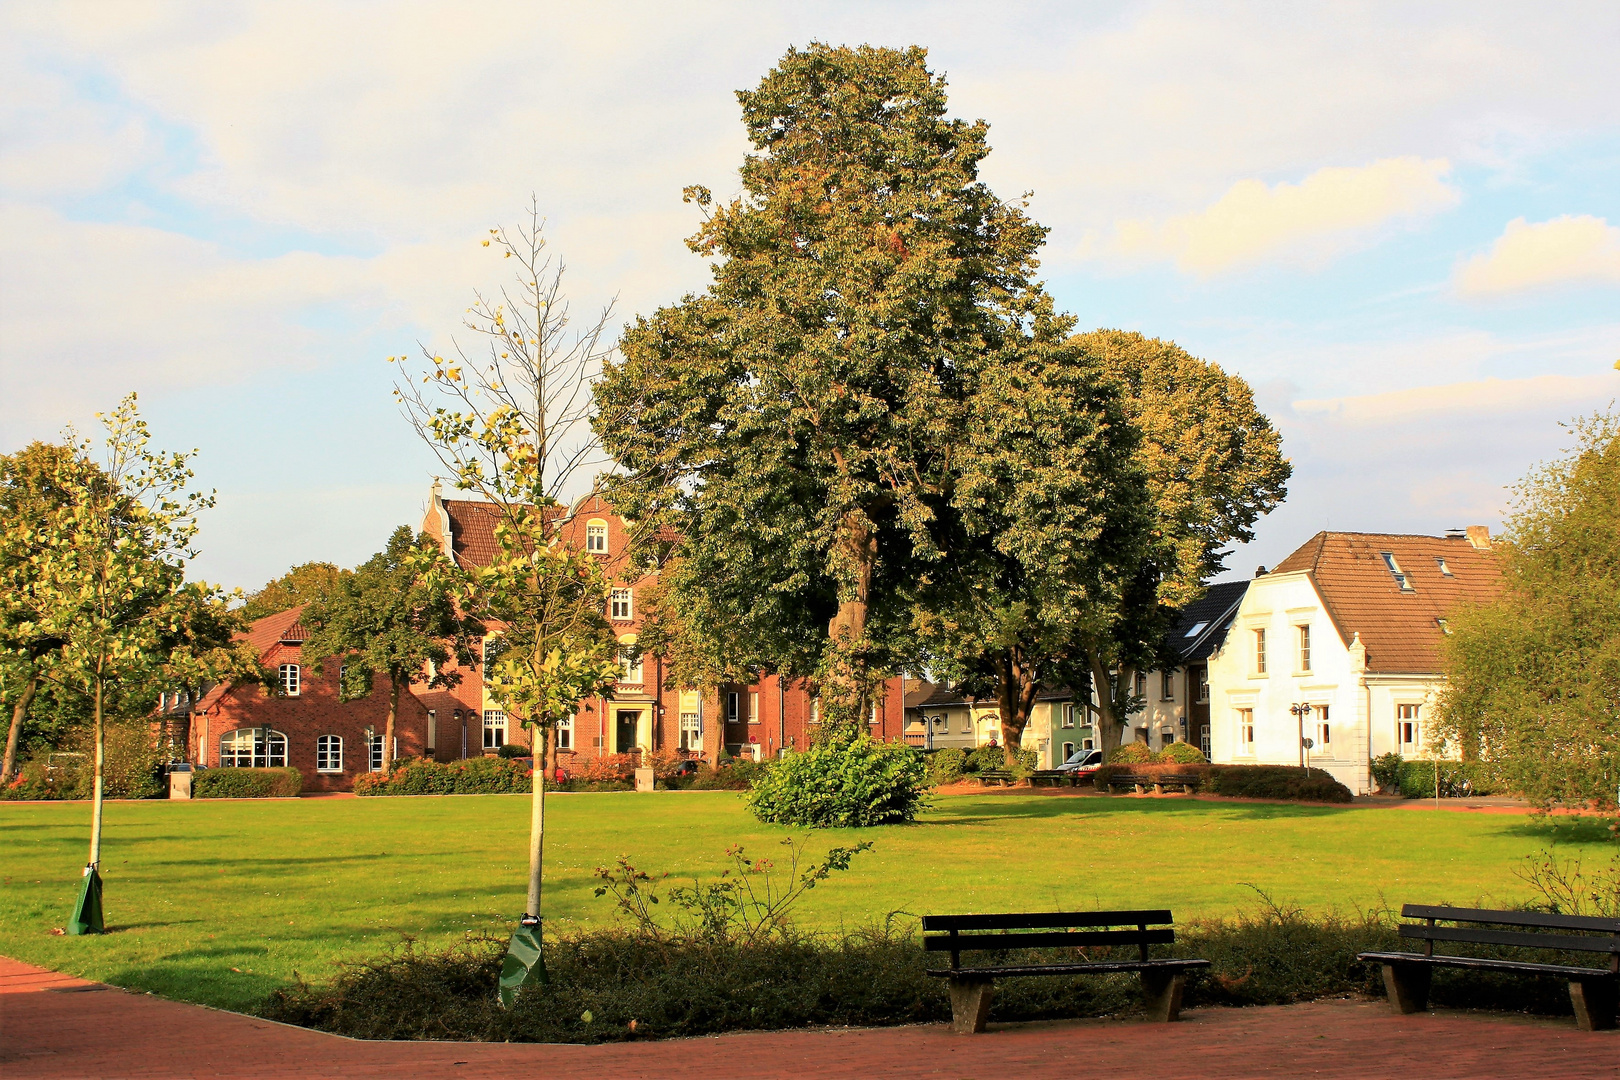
[1,791,1608,1012]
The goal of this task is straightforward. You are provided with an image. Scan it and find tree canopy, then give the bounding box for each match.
[597,43,1058,726]
[1437,410,1619,810]
[240,562,349,622]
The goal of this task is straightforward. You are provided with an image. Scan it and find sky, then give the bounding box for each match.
[2,1,1617,592]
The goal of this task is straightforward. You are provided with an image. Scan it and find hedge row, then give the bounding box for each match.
[1094,763,1353,803]
[192,767,303,799]
[354,757,532,796]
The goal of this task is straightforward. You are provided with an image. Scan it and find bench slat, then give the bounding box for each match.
[926,958,1210,978]
[924,928,1174,952]
[1360,951,1620,980]
[922,910,1172,932]
[1399,924,1620,954]
[1400,905,1620,934]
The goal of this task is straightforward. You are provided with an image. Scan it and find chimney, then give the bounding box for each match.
[1254,565,1268,577]
[1443,528,1466,540]
[1465,525,1491,550]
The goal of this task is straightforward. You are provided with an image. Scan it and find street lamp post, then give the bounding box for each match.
[1289,703,1312,769]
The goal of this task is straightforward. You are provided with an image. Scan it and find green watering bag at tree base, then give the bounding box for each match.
[499,919,546,1008]
[69,867,103,935]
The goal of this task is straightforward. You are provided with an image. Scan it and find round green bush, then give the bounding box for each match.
[925,747,966,786]
[1159,742,1207,764]
[1108,742,1157,764]
[746,736,929,828]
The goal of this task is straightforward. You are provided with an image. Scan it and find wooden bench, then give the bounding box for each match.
[1029,769,1080,788]
[923,910,1209,1033]
[1359,904,1620,1031]
[1100,772,1200,795]
[974,770,1016,787]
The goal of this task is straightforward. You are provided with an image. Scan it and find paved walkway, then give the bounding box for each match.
[1,957,1613,1079]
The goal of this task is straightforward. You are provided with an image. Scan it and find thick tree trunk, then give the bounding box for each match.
[384,680,399,770]
[2,672,39,784]
[993,651,1041,767]
[824,511,878,729]
[1089,655,1135,757]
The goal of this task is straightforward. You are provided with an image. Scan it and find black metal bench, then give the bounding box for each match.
[923,910,1209,1033]
[1359,904,1620,1031]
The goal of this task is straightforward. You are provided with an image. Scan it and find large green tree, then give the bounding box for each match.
[1067,330,1290,753]
[240,562,349,622]
[596,43,1055,725]
[299,527,483,773]
[1437,410,1619,810]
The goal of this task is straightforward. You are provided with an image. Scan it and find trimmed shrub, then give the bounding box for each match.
[962,745,1005,773]
[1370,752,1404,792]
[1107,742,1157,765]
[747,737,929,827]
[1205,765,1353,803]
[354,756,530,796]
[1159,742,1207,764]
[193,767,304,799]
[925,747,966,787]
[496,744,530,759]
[1397,760,1500,799]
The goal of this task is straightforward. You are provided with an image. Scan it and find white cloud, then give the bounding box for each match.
[1454,215,1620,296]
[1099,157,1459,274]
[1292,371,1619,425]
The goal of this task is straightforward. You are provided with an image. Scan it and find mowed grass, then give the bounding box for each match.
[1,791,1608,1012]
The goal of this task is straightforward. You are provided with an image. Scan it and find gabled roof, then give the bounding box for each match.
[1268,530,1501,673]
[903,683,1082,709]
[244,605,306,655]
[1167,580,1249,663]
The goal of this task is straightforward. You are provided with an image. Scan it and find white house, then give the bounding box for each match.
[1127,579,1250,755]
[1205,528,1500,794]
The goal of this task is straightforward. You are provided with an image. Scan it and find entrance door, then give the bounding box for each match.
[615,710,640,755]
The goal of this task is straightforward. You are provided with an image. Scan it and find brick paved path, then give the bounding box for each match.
[2,957,1614,1079]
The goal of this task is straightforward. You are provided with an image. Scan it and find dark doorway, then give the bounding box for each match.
[615,710,640,755]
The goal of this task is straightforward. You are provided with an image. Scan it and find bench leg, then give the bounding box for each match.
[1134,783,1145,794]
[1569,979,1618,1032]
[946,976,995,1034]
[1152,783,1164,795]
[1141,970,1187,1022]
[1381,962,1431,1014]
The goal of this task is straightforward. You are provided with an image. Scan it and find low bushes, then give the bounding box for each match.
[1108,742,1156,765]
[354,757,529,796]
[1159,742,1208,764]
[746,737,929,827]
[925,747,966,786]
[1397,759,1500,799]
[1093,763,1353,803]
[2,722,167,801]
[193,767,304,799]
[662,759,769,791]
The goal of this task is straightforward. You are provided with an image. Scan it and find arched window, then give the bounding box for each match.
[316,735,343,773]
[219,728,288,768]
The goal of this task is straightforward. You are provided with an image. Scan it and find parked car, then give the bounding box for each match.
[1055,748,1104,779]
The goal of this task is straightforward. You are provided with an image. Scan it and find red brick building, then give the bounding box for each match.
[190,484,907,790]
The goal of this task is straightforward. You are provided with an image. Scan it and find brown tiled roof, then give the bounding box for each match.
[1270,531,1501,674]
[194,606,305,713]
[442,499,570,569]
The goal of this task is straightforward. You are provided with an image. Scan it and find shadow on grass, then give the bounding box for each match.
[922,795,1353,828]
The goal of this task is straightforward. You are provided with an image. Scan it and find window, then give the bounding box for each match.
[1316,705,1330,752]
[1381,551,1414,592]
[1237,709,1255,753]
[1195,668,1209,703]
[726,691,740,723]
[809,698,821,725]
[279,663,300,696]
[1184,621,1209,638]
[620,649,643,684]
[1133,671,1148,699]
[219,729,287,768]
[483,710,507,749]
[1254,629,1267,674]
[679,711,701,751]
[1161,730,1176,746]
[426,710,436,752]
[368,732,384,771]
[1398,703,1421,751]
[1062,742,1075,762]
[750,691,760,725]
[1061,703,1076,729]
[316,735,343,773]
[1083,738,1095,750]
[870,700,880,726]
[961,711,972,734]
[1435,556,1453,577]
[556,714,574,751]
[610,588,633,620]
[586,522,607,553]
[1298,624,1312,673]
[1436,618,1451,635]
[1160,670,1175,701]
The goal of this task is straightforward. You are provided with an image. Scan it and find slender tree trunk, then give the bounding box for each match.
[89,662,105,870]
[544,725,557,779]
[2,672,39,784]
[384,679,398,770]
[527,722,546,917]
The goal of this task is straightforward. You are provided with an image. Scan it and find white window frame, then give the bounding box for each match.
[556,714,574,751]
[1298,624,1312,673]
[750,691,760,725]
[586,522,608,553]
[1397,703,1421,751]
[1195,668,1210,703]
[219,728,288,768]
[368,732,385,771]
[1160,670,1175,701]
[279,663,300,696]
[620,649,644,684]
[316,734,343,773]
[1254,629,1267,675]
[726,691,740,723]
[679,711,701,751]
[483,710,507,749]
[1237,708,1255,754]
[610,588,633,620]
[1061,703,1076,729]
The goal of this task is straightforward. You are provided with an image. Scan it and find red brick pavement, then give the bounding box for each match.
[1,957,1614,1079]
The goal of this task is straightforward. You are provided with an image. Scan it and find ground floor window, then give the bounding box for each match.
[219,728,286,768]
[367,733,387,771]
[1237,708,1255,754]
[1397,703,1421,752]
[1316,705,1331,753]
[1061,741,1075,762]
[556,715,573,750]
[483,710,506,749]
[316,735,343,773]
[679,711,700,751]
